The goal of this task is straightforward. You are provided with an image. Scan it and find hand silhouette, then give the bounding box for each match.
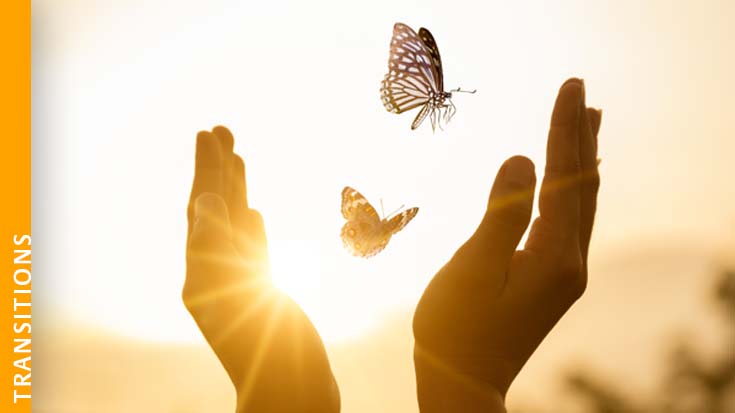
[183,126,340,413]
[413,78,602,412]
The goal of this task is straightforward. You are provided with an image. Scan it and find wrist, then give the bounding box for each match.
[414,345,507,413]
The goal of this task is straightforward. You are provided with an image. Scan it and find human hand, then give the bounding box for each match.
[413,79,602,412]
[183,126,340,413]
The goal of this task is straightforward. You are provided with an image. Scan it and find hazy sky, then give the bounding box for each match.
[32,0,734,410]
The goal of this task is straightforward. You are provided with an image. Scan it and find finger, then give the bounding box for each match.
[230,155,269,273]
[525,78,584,253]
[579,106,602,264]
[231,154,249,211]
[213,125,234,151]
[212,125,235,209]
[465,156,536,276]
[185,193,238,302]
[188,131,224,239]
[588,108,602,144]
[230,155,268,258]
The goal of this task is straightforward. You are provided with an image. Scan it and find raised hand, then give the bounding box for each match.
[183,126,340,413]
[413,79,602,412]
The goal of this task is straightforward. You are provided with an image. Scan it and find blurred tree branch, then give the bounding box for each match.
[563,269,735,413]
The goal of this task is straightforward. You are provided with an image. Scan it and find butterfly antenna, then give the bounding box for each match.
[385,204,405,219]
[450,87,477,94]
[380,198,385,218]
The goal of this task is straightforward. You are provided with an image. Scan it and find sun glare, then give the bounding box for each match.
[268,237,378,343]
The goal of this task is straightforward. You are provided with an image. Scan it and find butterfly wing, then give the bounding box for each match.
[340,221,391,258]
[341,187,386,258]
[411,104,432,130]
[341,186,379,221]
[384,207,419,234]
[418,28,444,93]
[380,23,441,115]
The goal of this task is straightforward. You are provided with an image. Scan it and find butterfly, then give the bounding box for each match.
[340,186,419,258]
[380,23,475,131]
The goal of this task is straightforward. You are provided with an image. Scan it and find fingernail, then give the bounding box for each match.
[504,157,535,186]
[553,78,584,127]
[561,77,583,89]
[591,108,603,134]
[578,80,587,130]
[580,78,586,107]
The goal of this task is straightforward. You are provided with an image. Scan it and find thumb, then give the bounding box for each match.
[470,156,536,267]
[188,192,232,252]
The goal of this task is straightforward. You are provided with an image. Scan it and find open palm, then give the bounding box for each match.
[183,126,340,413]
[413,79,602,412]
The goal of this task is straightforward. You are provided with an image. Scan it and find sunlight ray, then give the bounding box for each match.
[211,286,279,347]
[236,294,289,408]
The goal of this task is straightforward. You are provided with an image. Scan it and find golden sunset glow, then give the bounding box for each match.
[33,0,734,412]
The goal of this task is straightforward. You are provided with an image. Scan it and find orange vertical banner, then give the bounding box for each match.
[0,1,32,412]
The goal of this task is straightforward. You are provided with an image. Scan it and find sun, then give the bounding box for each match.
[268,236,379,343]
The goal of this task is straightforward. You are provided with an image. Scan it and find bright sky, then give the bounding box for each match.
[31,1,735,412]
[32,0,734,351]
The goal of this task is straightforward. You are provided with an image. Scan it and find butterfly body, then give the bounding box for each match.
[340,186,418,258]
[380,23,472,131]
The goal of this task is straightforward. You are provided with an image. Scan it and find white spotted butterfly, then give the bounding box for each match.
[380,23,475,131]
[340,186,419,258]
